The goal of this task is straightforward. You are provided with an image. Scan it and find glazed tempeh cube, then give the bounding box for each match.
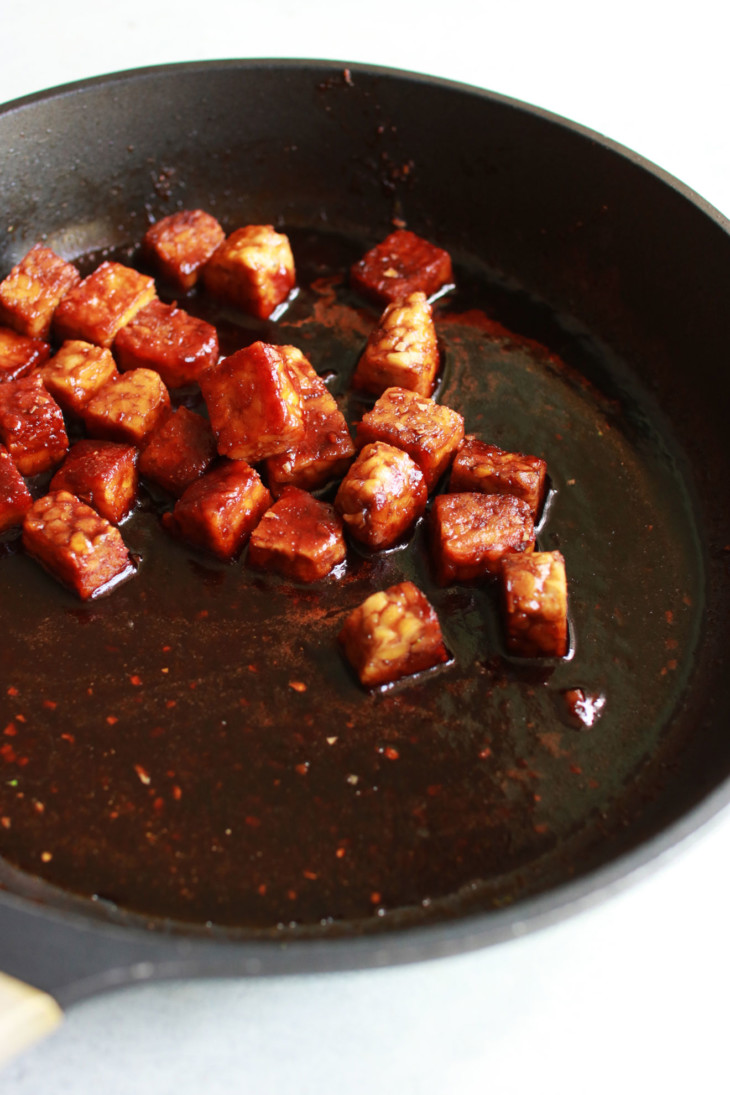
[137,407,217,498]
[142,209,225,291]
[429,492,535,584]
[352,291,440,397]
[200,341,305,463]
[50,440,138,525]
[350,229,453,305]
[53,261,156,348]
[0,244,81,340]
[202,225,296,319]
[163,459,272,560]
[0,326,51,382]
[450,436,547,518]
[0,375,68,476]
[0,446,32,532]
[82,368,171,445]
[22,490,134,599]
[247,486,346,582]
[264,345,355,495]
[338,580,449,687]
[355,386,464,492]
[41,340,118,416]
[334,441,427,550]
[501,550,569,658]
[113,299,219,388]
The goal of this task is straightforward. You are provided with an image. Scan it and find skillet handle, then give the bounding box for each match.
[0,971,63,1066]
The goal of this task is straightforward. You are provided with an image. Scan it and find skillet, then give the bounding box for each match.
[0,57,729,1041]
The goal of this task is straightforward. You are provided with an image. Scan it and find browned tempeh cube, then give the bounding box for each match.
[247,486,346,582]
[22,490,134,599]
[163,459,272,560]
[501,550,569,658]
[350,229,453,305]
[82,368,171,445]
[450,436,547,518]
[0,375,68,476]
[338,580,450,687]
[352,291,440,397]
[137,407,217,498]
[113,299,219,388]
[53,261,157,348]
[0,245,81,340]
[200,341,305,463]
[263,345,355,495]
[0,446,32,532]
[429,492,535,584]
[202,225,296,319]
[334,441,427,550]
[50,440,138,525]
[355,386,464,492]
[142,209,225,291]
[0,326,51,382]
[41,340,119,416]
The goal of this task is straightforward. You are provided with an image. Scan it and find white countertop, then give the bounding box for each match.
[2,2,729,1092]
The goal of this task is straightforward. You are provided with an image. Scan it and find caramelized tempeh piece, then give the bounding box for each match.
[350,229,453,305]
[247,486,346,582]
[429,492,535,584]
[501,550,569,657]
[163,459,272,560]
[113,299,219,388]
[0,375,68,475]
[355,386,464,492]
[0,326,50,382]
[50,440,138,525]
[339,580,449,687]
[263,346,354,495]
[203,225,296,319]
[22,490,134,599]
[352,291,440,397]
[82,368,170,445]
[450,436,547,518]
[41,340,119,416]
[0,244,81,339]
[0,445,32,532]
[138,407,217,498]
[142,209,225,291]
[335,441,427,550]
[53,261,156,348]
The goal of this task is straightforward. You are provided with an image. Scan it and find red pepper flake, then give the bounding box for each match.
[109,810,119,819]
[197,609,209,619]
[162,644,172,653]
[570,764,582,775]
[295,762,310,776]
[33,800,45,814]
[245,815,261,828]
[370,891,382,905]
[42,700,57,710]
[153,797,165,813]
[134,764,151,786]
[257,883,267,896]
[17,756,29,767]
[166,700,177,709]
[1,743,17,762]
[534,822,549,835]
[172,785,182,801]
[287,889,297,900]
[479,746,492,759]
[382,746,399,760]
[335,845,347,858]
[289,680,307,693]
[7,687,18,697]
[4,723,17,737]
[303,870,318,881]
[40,851,53,863]
[106,715,118,726]
[247,664,258,674]
[129,674,143,687]
[0,817,10,829]
[15,714,25,723]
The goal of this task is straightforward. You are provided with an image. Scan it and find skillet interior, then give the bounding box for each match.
[0,60,729,978]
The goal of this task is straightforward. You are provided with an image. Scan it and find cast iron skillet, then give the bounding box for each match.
[1,58,730,1029]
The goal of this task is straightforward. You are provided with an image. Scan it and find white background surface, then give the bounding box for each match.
[1,1,730,1092]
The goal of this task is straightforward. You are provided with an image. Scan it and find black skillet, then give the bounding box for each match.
[1,58,729,1037]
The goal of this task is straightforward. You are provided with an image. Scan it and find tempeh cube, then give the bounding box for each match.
[113,299,219,388]
[501,550,569,658]
[50,440,138,525]
[350,229,453,305]
[200,341,305,463]
[82,368,170,445]
[339,580,449,687]
[0,446,32,532]
[263,345,355,495]
[0,244,81,340]
[163,459,272,560]
[247,486,346,582]
[202,225,296,319]
[142,209,225,291]
[334,441,427,550]
[450,436,547,518]
[352,291,440,397]
[53,261,156,348]
[429,492,535,584]
[22,490,134,599]
[355,386,464,492]
[137,407,217,498]
[0,375,68,475]
[0,326,51,382]
[41,340,118,416]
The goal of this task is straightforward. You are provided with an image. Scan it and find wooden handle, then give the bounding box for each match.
[0,971,63,1066]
